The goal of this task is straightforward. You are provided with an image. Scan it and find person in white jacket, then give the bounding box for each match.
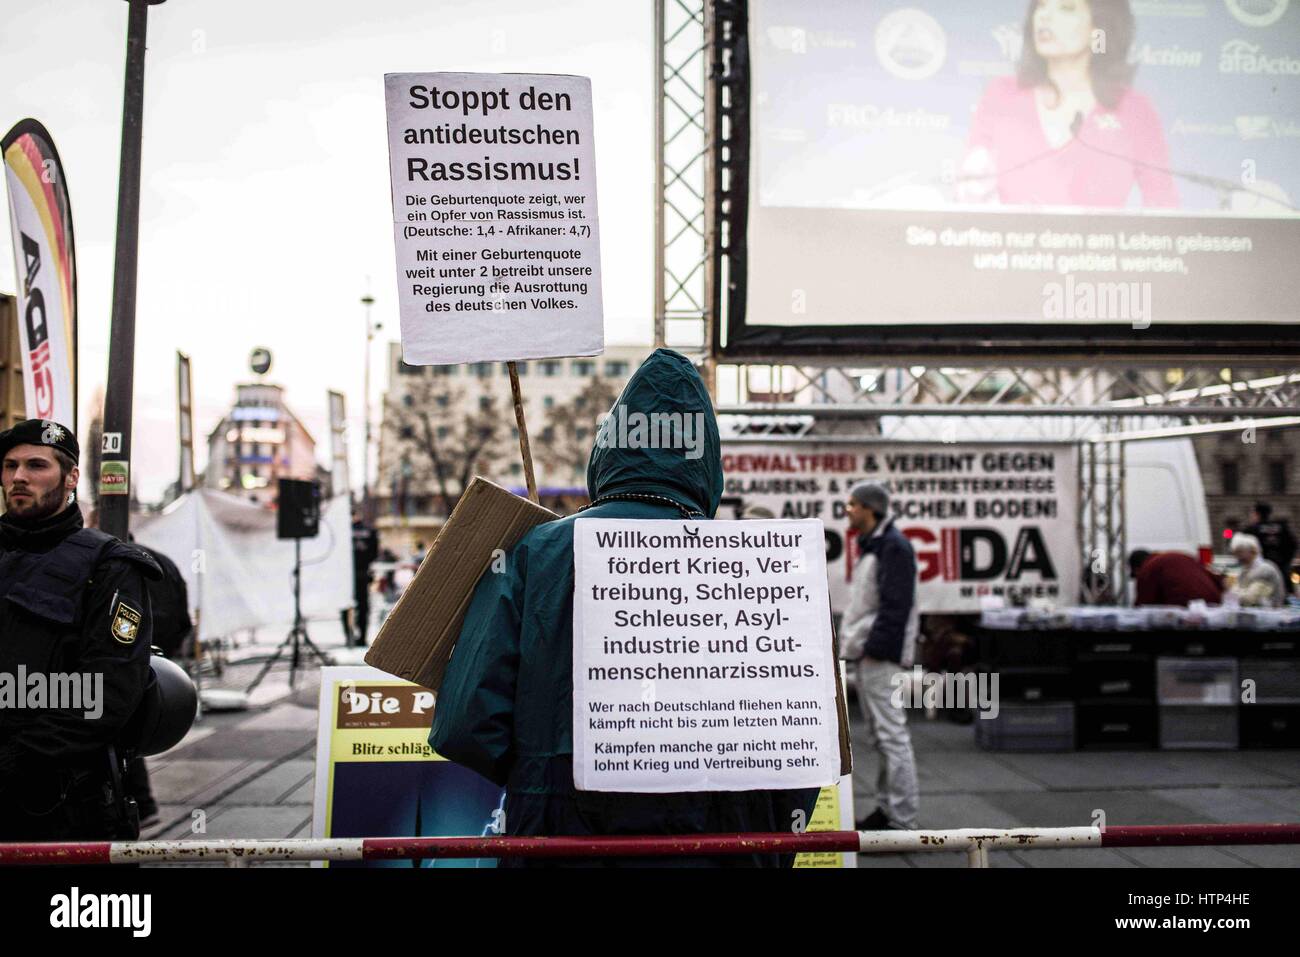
[1230,534,1286,608]
[839,482,920,831]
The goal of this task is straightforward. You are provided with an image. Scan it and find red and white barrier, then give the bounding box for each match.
[1,824,1298,867]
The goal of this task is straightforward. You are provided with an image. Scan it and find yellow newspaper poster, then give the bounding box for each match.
[795,776,857,868]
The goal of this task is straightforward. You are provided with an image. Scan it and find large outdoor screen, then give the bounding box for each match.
[729,0,1300,357]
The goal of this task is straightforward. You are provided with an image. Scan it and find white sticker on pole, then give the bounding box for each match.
[384,72,604,365]
[573,518,839,793]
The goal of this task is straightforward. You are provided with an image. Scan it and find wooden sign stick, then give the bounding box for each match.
[507,361,539,504]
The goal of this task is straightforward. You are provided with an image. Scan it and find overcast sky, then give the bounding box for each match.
[0,0,654,502]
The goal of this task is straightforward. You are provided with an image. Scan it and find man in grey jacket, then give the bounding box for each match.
[839,482,919,831]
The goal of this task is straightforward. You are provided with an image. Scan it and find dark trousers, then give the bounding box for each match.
[124,756,157,817]
[0,764,139,842]
[341,598,370,646]
[353,588,371,646]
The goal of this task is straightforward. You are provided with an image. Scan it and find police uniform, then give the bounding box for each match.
[0,419,160,841]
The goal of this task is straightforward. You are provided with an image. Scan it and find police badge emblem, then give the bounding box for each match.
[111,598,143,644]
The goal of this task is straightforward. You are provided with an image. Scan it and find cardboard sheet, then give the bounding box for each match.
[364,477,557,691]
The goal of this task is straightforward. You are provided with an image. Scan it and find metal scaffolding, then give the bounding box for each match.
[655,0,1298,603]
[654,0,711,357]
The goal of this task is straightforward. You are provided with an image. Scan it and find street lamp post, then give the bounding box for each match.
[100,0,166,542]
[361,294,380,521]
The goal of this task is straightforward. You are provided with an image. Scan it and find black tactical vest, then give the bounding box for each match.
[0,528,157,684]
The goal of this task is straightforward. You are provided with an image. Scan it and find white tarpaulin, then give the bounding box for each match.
[135,489,353,640]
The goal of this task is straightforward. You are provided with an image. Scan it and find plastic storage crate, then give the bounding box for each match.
[974,702,1075,752]
[1073,658,1155,700]
[1158,705,1239,750]
[980,665,1071,704]
[976,629,1070,667]
[1156,658,1238,706]
[1240,705,1300,748]
[1238,658,1300,704]
[1076,699,1158,749]
[1071,633,1154,659]
[1242,635,1300,658]
[1156,631,1240,658]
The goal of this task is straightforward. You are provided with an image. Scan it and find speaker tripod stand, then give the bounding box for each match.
[246,538,330,693]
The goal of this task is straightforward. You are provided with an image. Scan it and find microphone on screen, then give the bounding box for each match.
[1068,109,1297,211]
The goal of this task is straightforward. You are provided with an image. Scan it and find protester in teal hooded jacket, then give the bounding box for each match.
[430,349,821,866]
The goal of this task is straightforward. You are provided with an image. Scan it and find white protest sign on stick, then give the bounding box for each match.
[572,518,840,793]
[384,72,604,366]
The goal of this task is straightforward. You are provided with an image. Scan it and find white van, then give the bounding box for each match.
[1124,437,1213,562]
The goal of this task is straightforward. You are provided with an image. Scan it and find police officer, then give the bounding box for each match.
[349,508,379,646]
[125,536,194,828]
[0,418,160,840]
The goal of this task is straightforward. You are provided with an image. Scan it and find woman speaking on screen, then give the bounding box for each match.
[958,0,1178,209]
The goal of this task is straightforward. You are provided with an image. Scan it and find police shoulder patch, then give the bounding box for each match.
[111,597,143,644]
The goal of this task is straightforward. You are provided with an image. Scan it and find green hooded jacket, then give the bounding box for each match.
[429,349,821,866]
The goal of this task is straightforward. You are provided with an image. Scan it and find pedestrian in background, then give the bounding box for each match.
[350,508,379,646]
[1245,502,1297,595]
[1229,534,1286,608]
[1129,549,1222,607]
[840,482,920,831]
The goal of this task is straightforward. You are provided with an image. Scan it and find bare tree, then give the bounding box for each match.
[536,376,620,483]
[381,375,510,516]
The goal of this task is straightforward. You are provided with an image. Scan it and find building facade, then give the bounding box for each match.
[0,294,22,432]
[1193,425,1300,550]
[204,382,320,505]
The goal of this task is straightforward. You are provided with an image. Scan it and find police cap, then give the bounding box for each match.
[0,418,80,464]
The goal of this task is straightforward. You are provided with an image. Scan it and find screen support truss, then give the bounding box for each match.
[655,0,711,362]
[656,0,1297,604]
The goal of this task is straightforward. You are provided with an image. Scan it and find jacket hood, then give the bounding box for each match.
[585,348,722,518]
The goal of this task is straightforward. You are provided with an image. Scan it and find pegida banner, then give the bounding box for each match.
[720,442,1081,614]
[3,119,76,428]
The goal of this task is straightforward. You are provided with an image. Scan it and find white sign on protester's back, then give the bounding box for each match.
[572,519,839,793]
[384,72,603,365]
